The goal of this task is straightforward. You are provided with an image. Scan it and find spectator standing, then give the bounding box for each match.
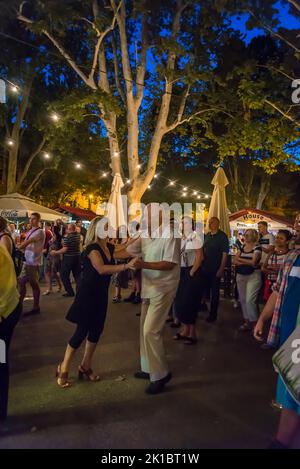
[8,223,18,243]
[43,232,63,295]
[234,229,262,331]
[0,245,21,422]
[254,214,300,448]
[200,217,229,323]
[258,221,275,265]
[262,230,291,301]
[51,224,81,297]
[0,217,14,256]
[17,213,45,316]
[173,216,203,344]
[76,220,87,244]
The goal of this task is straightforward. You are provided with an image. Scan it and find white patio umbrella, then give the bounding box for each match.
[106,173,126,231]
[0,193,68,222]
[206,167,231,237]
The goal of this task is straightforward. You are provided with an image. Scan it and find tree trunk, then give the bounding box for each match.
[256,175,271,209]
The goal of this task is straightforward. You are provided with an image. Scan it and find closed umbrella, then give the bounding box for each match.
[106,173,126,232]
[206,167,230,237]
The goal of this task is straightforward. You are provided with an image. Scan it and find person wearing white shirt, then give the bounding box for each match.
[125,203,181,395]
[173,217,203,345]
[258,221,275,265]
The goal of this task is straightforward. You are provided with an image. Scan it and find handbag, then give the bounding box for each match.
[272,323,300,405]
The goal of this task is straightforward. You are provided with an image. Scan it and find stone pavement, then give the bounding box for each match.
[0,285,288,449]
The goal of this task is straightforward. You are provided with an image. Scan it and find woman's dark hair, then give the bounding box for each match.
[277,229,292,242]
[0,216,8,232]
[53,225,63,243]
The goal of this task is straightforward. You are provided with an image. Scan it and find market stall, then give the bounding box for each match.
[229,209,293,233]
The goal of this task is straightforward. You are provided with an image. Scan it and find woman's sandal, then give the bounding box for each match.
[78,365,100,382]
[56,363,71,388]
[173,332,188,341]
[183,337,198,345]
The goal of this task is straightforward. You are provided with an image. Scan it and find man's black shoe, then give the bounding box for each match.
[23,308,40,317]
[206,315,217,323]
[145,373,172,395]
[124,292,135,302]
[134,371,150,380]
[132,294,141,304]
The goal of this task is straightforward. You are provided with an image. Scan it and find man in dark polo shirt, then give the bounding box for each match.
[51,223,81,297]
[200,217,229,323]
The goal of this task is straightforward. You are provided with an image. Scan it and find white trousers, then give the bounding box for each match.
[236,270,262,322]
[140,289,177,382]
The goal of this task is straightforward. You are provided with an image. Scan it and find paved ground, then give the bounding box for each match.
[0,285,290,449]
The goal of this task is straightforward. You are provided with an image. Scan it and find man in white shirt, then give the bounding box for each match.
[258,221,275,265]
[17,212,45,316]
[125,203,181,394]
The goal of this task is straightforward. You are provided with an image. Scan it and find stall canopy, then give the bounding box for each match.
[56,205,96,221]
[229,209,293,231]
[0,193,68,222]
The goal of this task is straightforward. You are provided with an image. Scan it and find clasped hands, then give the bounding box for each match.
[127,257,144,271]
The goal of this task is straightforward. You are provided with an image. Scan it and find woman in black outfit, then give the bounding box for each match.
[56,217,136,388]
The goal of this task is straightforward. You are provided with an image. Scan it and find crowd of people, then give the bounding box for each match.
[0,207,300,448]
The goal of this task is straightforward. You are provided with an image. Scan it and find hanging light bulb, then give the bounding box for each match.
[193,191,198,196]
[137,164,141,169]
[75,163,82,169]
[154,174,158,179]
[113,151,119,157]
[169,181,175,186]
[11,85,19,94]
[44,152,51,159]
[183,187,187,191]
[126,179,131,184]
[205,194,209,199]
[182,192,187,197]
[197,195,201,199]
[102,172,107,177]
[148,185,152,189]
[7,139,14,146]
[50,112,59,122]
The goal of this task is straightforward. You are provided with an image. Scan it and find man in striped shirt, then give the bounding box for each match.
[51,224,81,297]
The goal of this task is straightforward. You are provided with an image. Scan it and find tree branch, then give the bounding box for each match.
[264,98,300,126]
[246,9,300,54]
[287,0,300,13]
[17,5,95,89]
[111,33,126,105]
[25,168,47,196]
[135,6,148,107]
[88,1,121,82]
[16,136,46,191]
[166,107,233,132]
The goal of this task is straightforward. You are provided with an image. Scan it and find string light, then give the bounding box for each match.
[50,112,59,122]
[2,75,212,200]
